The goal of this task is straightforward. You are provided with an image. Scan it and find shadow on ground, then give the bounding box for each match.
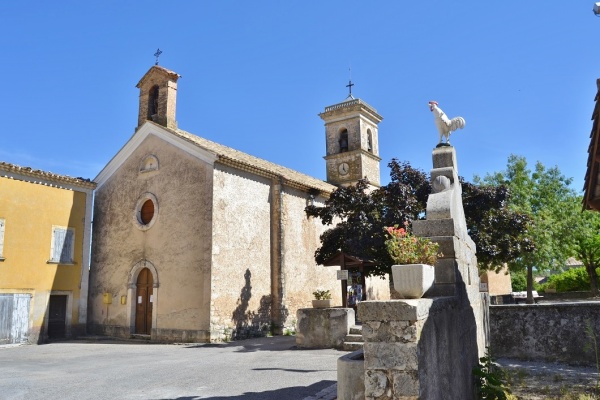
[183,336,321,353]
[154,380,335,400]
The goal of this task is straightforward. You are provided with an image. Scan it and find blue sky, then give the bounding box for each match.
[1,1,599,192]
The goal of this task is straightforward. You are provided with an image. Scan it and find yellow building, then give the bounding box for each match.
[0,162,95,344]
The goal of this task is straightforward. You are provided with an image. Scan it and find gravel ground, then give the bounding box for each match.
[497,358,599,399]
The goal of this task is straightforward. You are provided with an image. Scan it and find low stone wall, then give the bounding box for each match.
[490,301,600,366]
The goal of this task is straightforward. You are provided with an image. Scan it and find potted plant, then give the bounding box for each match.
[312,289,332,309]
[384,225,441,299]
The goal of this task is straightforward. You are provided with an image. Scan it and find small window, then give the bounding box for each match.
[339,130,349,153]
[140,200,154,225]
[49,226,75,264]
[0,218,5,260]
[367,129,373,153]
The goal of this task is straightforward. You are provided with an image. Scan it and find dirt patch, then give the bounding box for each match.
[498,358,600,399]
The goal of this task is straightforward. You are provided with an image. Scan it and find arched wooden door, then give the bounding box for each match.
[135,268,153,334]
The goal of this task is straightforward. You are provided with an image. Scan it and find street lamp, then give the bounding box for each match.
[594,2,600,16]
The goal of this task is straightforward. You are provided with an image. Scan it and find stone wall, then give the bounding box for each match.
[210,165,273,340]
[490,302,600,365]
[281,187,343,327]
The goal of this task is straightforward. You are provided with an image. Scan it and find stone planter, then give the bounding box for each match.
[337,349,365,400]
[312,299,332,308]
[391,264,435,299]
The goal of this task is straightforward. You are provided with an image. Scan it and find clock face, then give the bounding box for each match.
[338,162,349,175]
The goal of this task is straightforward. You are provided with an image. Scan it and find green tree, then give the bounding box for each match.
[476,155,578,303]
[571,199,600,296]
[307,159,532,277]
[306,160,429,277]
[462,180,534,270]
[510,270,527,292]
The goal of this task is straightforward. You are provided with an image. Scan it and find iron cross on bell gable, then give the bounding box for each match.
[154,48,162,65]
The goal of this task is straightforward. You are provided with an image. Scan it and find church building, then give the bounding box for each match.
[87,65,389,342]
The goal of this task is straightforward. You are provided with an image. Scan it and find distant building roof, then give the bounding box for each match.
[583,79,600,210]
[0,161,96,190]
[565,257,583,268]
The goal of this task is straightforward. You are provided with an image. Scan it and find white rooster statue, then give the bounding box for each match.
[428,101,466,145]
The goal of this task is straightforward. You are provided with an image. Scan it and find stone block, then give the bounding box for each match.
[432,145,457,170]
[392,371,419,397]
[424,283,456,297]
[359,300,433,322]
[429,236,458,259]
[412,219,455,237]
[434,258,457,284]
[365,370,389,399]
[364,342,418,370]
[362,320,418,343]
[431,167,456,185]
[425,191,453,219]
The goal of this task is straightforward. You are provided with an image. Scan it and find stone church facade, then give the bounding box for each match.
[88,65,389,342]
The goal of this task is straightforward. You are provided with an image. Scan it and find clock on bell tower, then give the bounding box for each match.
[320,88,383,188]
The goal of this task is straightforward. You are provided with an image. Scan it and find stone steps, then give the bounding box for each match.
[130,334,151,341]
[349,325,362,335]
[342,325,363,351]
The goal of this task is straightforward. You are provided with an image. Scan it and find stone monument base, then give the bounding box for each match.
[359,294,488,399]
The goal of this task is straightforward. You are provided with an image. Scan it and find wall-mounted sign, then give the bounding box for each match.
[337,270,349,280]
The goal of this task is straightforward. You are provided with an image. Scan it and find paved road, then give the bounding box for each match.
[0,336,343,400]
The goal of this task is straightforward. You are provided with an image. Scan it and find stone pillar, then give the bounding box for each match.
[412,145,479,297]
[360,300,430,400]
[358,145,489,400]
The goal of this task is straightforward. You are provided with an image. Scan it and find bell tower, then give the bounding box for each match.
[320,90,383,187]
[135,65,181,130]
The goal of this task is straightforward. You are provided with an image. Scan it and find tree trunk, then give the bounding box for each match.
[588,264,599,297]
[526,265,534,304]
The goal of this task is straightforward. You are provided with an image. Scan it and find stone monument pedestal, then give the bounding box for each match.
[356,145,489,399]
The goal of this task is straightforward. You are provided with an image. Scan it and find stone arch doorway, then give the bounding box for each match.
[127,260,159,336]
[135,268,153,334]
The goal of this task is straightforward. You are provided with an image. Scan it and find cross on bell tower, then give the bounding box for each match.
[346,80,354,98]
[154,48,163,65]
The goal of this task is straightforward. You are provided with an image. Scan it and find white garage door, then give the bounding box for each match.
[0,294,30,344]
